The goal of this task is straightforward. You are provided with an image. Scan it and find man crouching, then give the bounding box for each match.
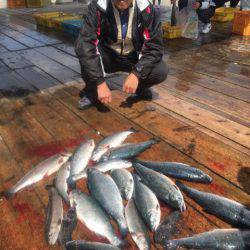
[75,0,168,110]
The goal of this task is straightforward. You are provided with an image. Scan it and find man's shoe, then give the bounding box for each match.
[136,88,153,101]
[78,96,93,110]
[201,22,212,34]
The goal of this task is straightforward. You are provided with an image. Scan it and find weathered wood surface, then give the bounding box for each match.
[0,4,249,250]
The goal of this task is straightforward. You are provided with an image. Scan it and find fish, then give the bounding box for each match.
[66,240,121,250]
[176,181,250,228]
[91,129,136,162]
[55,161,71,204]
[134,163,186,212]
[67,159,132,182]
[4,153,71,198]
[154,211,183,245]
[171,1,178,26]
[87,168,128,237]
[100,139,158,162]
[69,189,123,247]
[164,229,250,250]
[110,168,134,200]
[58,208,77,250]
[69,139,95,184]
[134,159,212,183]
[133,174,161,231]
[125,199,151,250]
[45,186,63,245]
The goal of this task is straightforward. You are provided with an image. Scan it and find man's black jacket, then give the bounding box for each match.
[75,0,163,86]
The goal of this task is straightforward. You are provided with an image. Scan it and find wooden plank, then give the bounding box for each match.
[161,75,250,125]
[108,90,250,191]
[0,44,8,53]
[152,86,250,148]
[5,23,61,45]
[167,58,250,89]
[0,51,34,70]
[16,66,60,90]
[0,33,27,51]
[0,26,45,48]
[35,46,80,73]
[17,49,79,83]
[53,43,76,57]
[0,71,37,98]
[0,61,10,73]
[169,67,250,103]
[171,48,250,78]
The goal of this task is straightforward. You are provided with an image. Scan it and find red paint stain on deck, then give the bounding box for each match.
[210,162,225,171]
[209,183,225,196]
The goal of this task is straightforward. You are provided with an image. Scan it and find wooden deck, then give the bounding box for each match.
[0,4,249,250]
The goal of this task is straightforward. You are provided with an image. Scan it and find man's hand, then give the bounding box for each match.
[97,82,112,104]
[123,73,139,94]
[192,2,201,9]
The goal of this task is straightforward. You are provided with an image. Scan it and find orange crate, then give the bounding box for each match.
[7,0,26,8]
[232,10,250,36]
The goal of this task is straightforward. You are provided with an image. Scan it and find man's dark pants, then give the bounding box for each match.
[80,46,168,101]
[178,0,216,24]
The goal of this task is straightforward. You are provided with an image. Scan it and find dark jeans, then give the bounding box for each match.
[178,0,216,24]
[80,46,168,100]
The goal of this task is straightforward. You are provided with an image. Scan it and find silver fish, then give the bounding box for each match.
[125,199,151,250]
[176,181,250,228]
[91,129,136,162]
[69,139,95,183]
[58,208,77,250]
[66,240,121,250]
[101,139,158,162]
[87,168,128,237]
[164,229,250,249]
[71,159,132,181]
[134,159,212,183]
[110,168,134,200]
[69,189,123,247]
[45,186,63,245]
[134,163,186,212]
[4,153,71,198]
[133,174,161,231]
[55,161,71,204]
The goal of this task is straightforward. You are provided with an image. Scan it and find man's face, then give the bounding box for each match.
[113,0,133,11]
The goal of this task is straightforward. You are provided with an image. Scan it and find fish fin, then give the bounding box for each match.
[151,137,161,143]
[3,190,15,199]
[129,127,139,133]
[45,184,54,190]
[180,202,187,212]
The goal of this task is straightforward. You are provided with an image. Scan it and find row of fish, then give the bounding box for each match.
[2,129,249,249]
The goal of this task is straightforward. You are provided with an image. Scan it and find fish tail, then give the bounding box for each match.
[150,137,161,144]
[3,189,15,199]
[117,218,129,238]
